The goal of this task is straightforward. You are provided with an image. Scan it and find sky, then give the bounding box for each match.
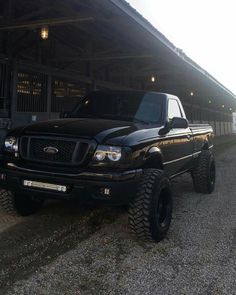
[127,0,236,95]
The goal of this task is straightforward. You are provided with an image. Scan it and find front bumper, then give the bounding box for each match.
[0,164,143,205]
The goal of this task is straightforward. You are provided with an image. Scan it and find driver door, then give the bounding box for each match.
[160,98,193,176]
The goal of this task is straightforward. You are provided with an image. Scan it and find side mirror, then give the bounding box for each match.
[159,117,188,135]
[159,122,171,135]
[60,111,71,119]
[170,117,188,129]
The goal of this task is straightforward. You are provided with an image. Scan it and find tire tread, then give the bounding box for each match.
[129,169,168,242]
[0,189,17,215]
[192,150,215,193]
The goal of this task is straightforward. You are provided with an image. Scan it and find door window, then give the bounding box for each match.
[168,99,182,119]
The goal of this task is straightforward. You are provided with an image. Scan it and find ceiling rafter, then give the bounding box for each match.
[50,54,153,62]
[0,15,95,31]
[51,31,84,54]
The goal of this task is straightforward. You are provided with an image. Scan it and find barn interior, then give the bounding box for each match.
[0,0,235,135]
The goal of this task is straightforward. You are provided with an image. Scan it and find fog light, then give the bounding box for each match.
[101,188,111,197]
[58,186,67,192]
[24,180,32,187]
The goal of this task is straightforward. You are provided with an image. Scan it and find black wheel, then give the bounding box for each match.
[192,150,216,194]
[128,169,173,242]
[0,189,44,216]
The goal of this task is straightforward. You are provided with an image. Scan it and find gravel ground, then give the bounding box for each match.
[0,136,236,295]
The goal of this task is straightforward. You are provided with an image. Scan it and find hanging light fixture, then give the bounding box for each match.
[151,75,156,83]
[151,76,155,83]
[40,26,49,40]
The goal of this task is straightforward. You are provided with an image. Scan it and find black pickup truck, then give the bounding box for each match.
[0,91,215,242]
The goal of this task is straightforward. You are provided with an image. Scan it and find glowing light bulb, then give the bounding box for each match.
[151,76,156,83]
[41,26,49,40]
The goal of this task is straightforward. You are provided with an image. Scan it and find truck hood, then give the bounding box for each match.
[20,118,139,144]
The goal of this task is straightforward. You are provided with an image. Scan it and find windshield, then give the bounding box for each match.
[70,91,164,125]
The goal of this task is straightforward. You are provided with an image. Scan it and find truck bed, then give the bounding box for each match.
[189,123,213,132]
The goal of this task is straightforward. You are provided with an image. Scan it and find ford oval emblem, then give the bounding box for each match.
[43,146,59,154]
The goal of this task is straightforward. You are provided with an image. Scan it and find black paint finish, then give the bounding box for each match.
[0,91,214,203]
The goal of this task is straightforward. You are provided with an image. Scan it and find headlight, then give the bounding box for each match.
[4,136,18,152]
[93,145,122,162]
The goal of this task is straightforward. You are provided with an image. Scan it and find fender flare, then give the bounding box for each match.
[144,147,164,169]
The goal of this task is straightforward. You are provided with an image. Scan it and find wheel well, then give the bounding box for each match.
[202,141,209,150]
[144,153,163,169]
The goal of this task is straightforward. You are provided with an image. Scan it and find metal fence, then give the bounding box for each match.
[17,70,48,112]
[51,78,86,113]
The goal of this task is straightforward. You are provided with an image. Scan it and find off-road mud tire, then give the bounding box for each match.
[192,150,215,194]
[129,169,173,242]
[0,189,43,216]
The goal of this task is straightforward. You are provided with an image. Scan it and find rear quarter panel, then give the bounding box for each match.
[189,124,214,153]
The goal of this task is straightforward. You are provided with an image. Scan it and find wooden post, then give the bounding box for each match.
[85,42,95,92]
[46,73,52,119]
[3,0,15,59]
[10,61,18,127]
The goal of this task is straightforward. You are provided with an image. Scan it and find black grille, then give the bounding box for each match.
[20,136,90,165]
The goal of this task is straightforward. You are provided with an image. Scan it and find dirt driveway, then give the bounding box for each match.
[0,136,236,295]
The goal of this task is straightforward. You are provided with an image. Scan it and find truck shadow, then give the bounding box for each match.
[0,200,124,291]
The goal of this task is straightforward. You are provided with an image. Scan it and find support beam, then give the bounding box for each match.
[51,31,84,54]
[51,54,153,62]
[0,15,95,31]
[3,0,15,57]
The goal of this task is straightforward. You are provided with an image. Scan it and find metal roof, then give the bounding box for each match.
[1,0,235,111]
[109,0,236,100]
